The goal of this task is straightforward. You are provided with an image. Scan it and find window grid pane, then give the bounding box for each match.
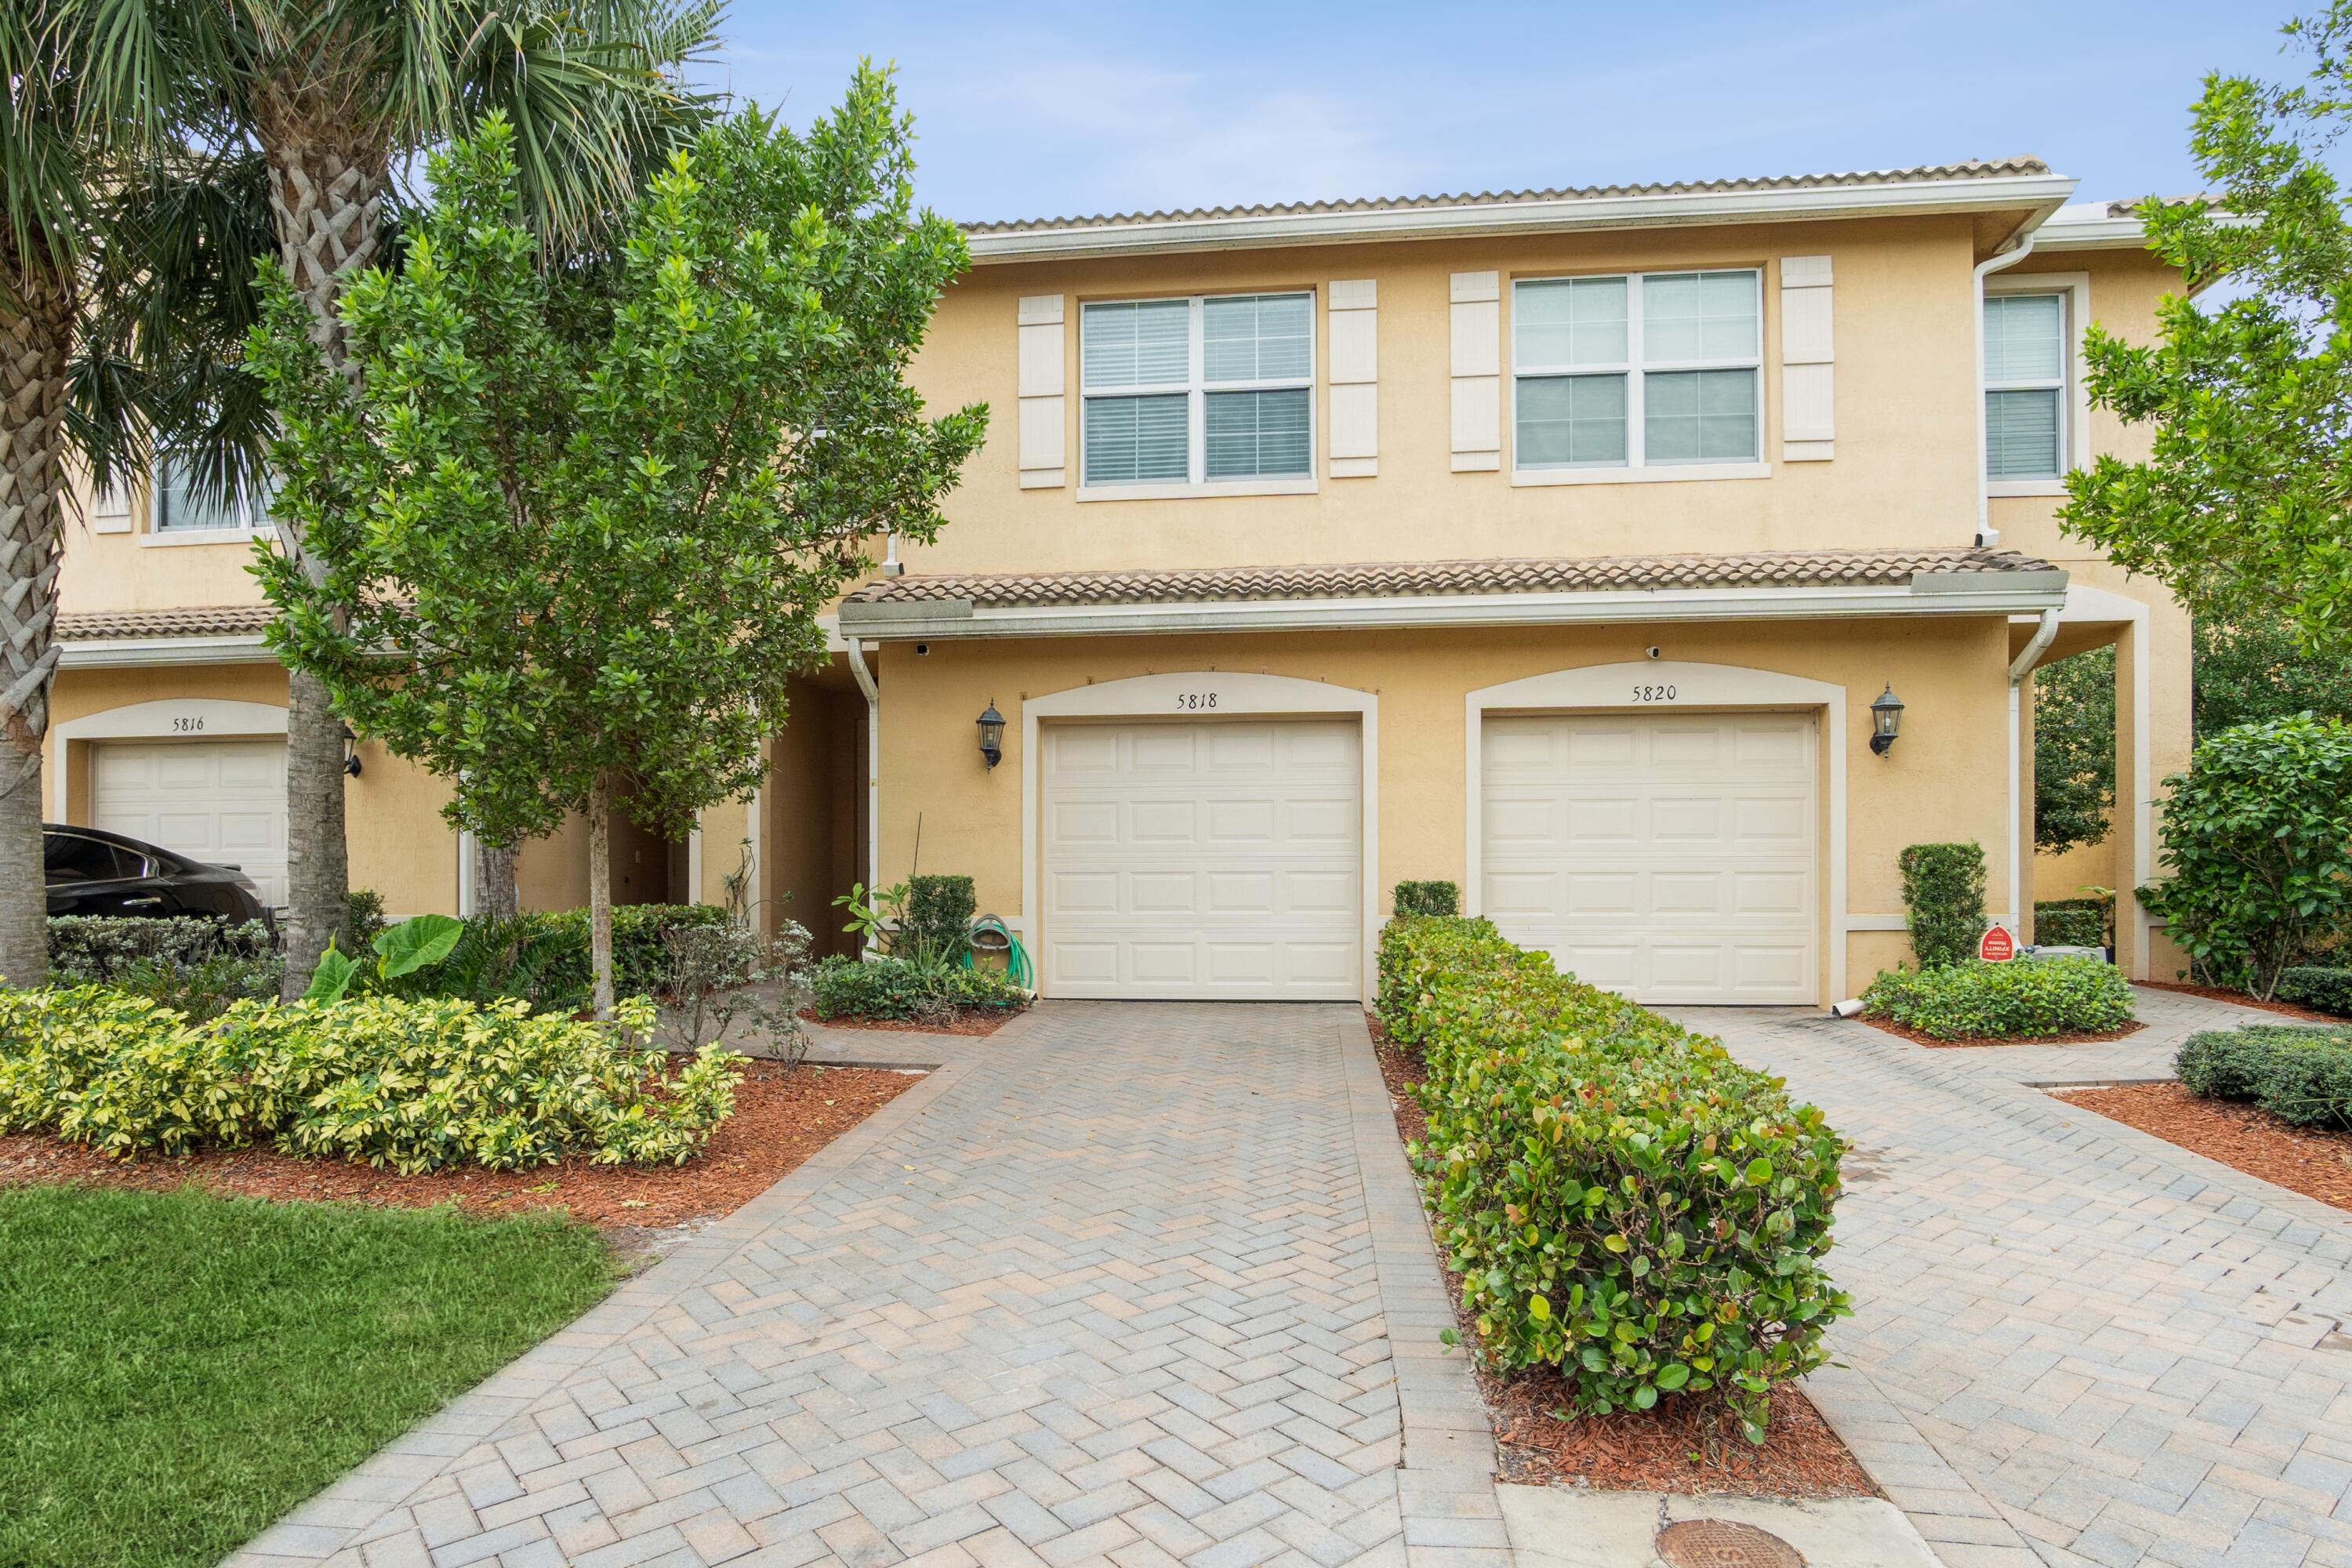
[1081,299,1190,389]
[1204,388,1310,479]
[1642,270,1758,365]
[1515,374,1628,467]
[1203,293,1311,384]
[1986,388,2060,477]
[1514,277,1628,368]
[154,460,242,532]
[1643,369,1759,464]
[1083,394,1189,484]
[1985,293,2063,384]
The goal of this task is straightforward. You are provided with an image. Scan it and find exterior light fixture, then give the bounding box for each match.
[1868,684,1904,757]
[976,699,1005,770]
[340,722,364,778]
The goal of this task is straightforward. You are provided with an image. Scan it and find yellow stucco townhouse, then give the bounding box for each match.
[46,155,2189,1007]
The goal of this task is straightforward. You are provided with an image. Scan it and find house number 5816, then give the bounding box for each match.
[1174,692,1218,710]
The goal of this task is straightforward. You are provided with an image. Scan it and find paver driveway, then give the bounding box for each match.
[1686,991,2352,1568]
[231,1004,1495,1568]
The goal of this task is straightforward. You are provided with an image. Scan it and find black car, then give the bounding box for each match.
[43,823,274,927]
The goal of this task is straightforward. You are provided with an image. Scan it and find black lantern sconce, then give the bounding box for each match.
[976,699,1005,770]
[340,722,364,778]
[1868,684,1904,757]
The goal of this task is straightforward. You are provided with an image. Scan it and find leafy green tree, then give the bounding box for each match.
[2194,615,2352,733]
[251,80,986,1014]
[2062,3,2352,649]
[2142,715,2352,999]
[2034,646,2116,855]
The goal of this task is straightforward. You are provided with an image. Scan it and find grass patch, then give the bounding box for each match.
[0,1184,617,1568]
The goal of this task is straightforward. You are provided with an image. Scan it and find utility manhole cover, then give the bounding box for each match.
[1654,1519,1807,1568]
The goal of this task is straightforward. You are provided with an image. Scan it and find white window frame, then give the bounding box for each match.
[141,459,275,547]
[1509,267,1769,487]
[1077,290,1318,502]
[1984,271,2091,497]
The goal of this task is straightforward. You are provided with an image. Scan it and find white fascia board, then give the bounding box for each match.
[966,175,2079,263]
[59,634,271,668]
[2031,216,2147,251]
[841,579,2071,641]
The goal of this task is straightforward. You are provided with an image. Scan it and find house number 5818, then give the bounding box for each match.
[1174,692,1218,710]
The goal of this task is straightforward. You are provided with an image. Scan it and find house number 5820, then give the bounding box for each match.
[1174,692,1218,710]
[1630,684,1678,702]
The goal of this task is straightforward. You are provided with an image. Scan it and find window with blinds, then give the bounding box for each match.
[1080,292,1313,488]
[153,459,274,533]
[1512,269,1760,470]
[1984,292,2066,479]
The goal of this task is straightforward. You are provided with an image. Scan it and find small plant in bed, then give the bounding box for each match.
[1862,955,2136,1041]
[799,953,1027,1029]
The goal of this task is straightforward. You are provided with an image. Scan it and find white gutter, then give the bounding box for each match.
[2005,608,2063,941]
[1973,230,2042,547]
[844,637,881,934]
[59,633,271,668]
[967,172,2078,264]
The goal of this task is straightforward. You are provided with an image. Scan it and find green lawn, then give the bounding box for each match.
[0,1184,619,1568]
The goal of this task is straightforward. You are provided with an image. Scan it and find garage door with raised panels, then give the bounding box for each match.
[93,739,289,908]
[1040,719,1361,1000]
[1481,712,1817,1005]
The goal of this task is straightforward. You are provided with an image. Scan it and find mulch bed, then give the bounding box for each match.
[799,1007,1025,1038]
[2137,980,2343,1024]
[2052,1080,2352,1215]
[0,1058,918,1232]
[1365,1014,1878,1499]
[1858,1015,2147,1049]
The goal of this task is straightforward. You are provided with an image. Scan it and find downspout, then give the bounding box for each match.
[2006,608,2061,940]
[1973,231,2038,549]
[846,637,882,952]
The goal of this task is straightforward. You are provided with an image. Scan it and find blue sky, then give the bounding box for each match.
[713,2,2309,223]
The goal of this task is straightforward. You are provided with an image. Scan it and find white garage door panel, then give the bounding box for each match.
[93,739,289,908]
[1483,713,1817,1005]
[1041,719,1361,1000]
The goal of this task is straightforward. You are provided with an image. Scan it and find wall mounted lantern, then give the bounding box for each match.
[340,722,364,778]
[1868,684,1904,757]
[976,700,1005,770]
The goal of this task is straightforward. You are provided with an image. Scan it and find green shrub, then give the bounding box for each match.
[0,988,744,1171]
[1392,880,1460,917]
[2034,898,2111,949]
[2276,966,2352,1017]
[2176,1025,2352,1131]
[2140,716,2352,999]
[46,917,281,1022]
[346,887,390,949]
[1860,956,2136,1040]
[1898,843,1987,968]
[800,954,1027,1023]
[405,903,728,1007]
[1376,916,1848,1442]
[904,875,977,964]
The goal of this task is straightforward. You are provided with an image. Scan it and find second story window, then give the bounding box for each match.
[1984,292,2066,480]
[1080,292,1313,490]
[153,458,274,535]
[1512,268,1761,473]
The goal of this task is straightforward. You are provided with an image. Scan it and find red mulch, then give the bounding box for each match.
[1858,1015,2147,1049]
[2138,980,2341,1023]
[798,1007,1024,1038]
[1364,1013,1878,1499]
[0,1058,917,1232]
[2053,1081,2352,1214]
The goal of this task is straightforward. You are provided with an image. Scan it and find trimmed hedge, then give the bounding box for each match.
[1392,881,1460,918]
[2176,1025,2352,1131]
[799,954,1028,1022]
[1899,843,1987,968]
[904,876,977,964]
[1860,956,2136,1040]
[2275,967,2352,1018]
[1377,916,1848,1441]
[48,916,281,1022]
[2034,899,2110,950]
[0,989,744,1171]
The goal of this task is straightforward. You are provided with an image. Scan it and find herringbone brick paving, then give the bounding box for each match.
[230,1004,1456,1568]
[1685,989,2352,1568]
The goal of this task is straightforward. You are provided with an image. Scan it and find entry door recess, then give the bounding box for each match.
[1481,712,1817,1004]
[1040,719,1361,1000]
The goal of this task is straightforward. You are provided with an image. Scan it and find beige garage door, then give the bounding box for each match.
[1481,712,1817,1005]
[1040,719,1362,1000]
[93,739,289,908]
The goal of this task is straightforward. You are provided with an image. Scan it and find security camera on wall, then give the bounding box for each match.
[1645,646,1663,660]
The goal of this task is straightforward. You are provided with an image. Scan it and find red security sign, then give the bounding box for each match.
[1980,926,2016,963]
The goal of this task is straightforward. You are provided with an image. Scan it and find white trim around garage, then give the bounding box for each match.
[1020,671,1381,1004]
[47,696,289,824]
[1461,661,1849,1002]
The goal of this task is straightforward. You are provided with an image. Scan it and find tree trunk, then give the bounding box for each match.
[0,263,73,989]
[260,128,390,996]
[474,840,519,921]
[588,771,615,1019]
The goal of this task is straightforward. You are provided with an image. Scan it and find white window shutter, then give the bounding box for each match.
[1450,270,1501,471]
[1778,256,1834,460]
[90,481,133,535]
[1327,279,1377,477]
[1017,294,1066,488]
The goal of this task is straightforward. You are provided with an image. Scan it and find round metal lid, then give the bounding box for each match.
[1653,1518,1808,1568]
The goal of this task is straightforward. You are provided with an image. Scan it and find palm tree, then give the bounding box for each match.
[165,0,719,993]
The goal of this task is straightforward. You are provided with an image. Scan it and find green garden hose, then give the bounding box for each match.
[964,915,1034,991]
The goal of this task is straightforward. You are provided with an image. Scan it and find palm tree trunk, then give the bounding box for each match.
[588,771,615,1018]
[0,263,73,988]
[263,133,387,997]
[474,839,518,920]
